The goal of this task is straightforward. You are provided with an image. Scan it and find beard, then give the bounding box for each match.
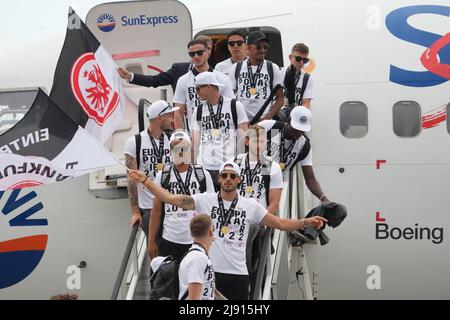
[221,184,236,193]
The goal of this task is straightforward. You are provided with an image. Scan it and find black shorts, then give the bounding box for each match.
[158,237,191,263]
[215,272,250,300]
[139,208,151,239]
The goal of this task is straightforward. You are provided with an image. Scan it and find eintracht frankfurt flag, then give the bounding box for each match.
[50,7,124,145]
[0,89,120,190]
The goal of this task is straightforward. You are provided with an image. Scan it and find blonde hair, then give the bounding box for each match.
[190,214,212,238]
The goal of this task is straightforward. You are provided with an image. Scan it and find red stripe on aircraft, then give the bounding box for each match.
[422,107,447,129]
[420,32,450,80]
[0,235,48,253]
[147,65,164,73]
[112,50,160,60]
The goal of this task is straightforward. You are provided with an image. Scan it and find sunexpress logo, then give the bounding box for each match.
[121,14,179,27]
[386,5,450,87]
[0,189,47,289]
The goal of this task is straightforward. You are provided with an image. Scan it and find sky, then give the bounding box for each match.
[0,0,208,89]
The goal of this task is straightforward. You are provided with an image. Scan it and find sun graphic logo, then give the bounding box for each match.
[0,189,47,289]
[97,13,116,32]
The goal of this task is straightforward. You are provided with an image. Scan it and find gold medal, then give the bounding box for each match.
[245,186,253,193]
[279,163,285,170]
[249,87,257,95]
[156,163,164,171]
[212,129,221,138]
[221,226,230,235]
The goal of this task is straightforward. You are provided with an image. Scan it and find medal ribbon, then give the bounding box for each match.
[244,154,262,188]
[149,132,165,164]
[217,193,239,229]
[172,165,193,196]
[207,96,224,130]
[247,60,264,90]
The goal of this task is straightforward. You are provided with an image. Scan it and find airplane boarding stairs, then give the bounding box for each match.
[111,166,318,300]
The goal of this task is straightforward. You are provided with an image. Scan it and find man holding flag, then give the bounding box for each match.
[50,7,124,145]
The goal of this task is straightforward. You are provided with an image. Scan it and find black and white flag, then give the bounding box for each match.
[0,89,119,190]
[50,7,124,145]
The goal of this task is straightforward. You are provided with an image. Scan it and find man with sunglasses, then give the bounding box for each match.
[283,43,314,110]
[229,30,284,123]
[124,100,178,239]
[117,35,213,93]
[148,131,215,262]
[192,72,248,191]
[173,39,234,135]
[128,162,327,300]
[215,30,247,76]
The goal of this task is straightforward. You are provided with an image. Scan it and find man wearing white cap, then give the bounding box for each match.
[173,39,234,134]
[124,100,178,238]
[192,71,249,190]
[148,130,215,262]
[259,106,329,203]
[128,161,327,299]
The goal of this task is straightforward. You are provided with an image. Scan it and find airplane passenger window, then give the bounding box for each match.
[0,89,38,135]
[340,102,368,138]
[393,101,421,137]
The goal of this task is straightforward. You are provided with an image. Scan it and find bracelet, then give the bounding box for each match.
[143,176,148,184]
[320,194,327,202]
[301,218,307,229]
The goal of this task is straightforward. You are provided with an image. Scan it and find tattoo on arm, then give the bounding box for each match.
[125,154,138,208]
[176,195,195,210]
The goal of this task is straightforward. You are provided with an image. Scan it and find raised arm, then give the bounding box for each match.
[261,212,327,232]
[128,170,195,210]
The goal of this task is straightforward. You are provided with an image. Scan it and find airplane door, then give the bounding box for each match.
[86,0,192,104]
[85,0,192,197]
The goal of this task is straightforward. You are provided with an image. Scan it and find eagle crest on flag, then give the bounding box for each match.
[71,52,119,126]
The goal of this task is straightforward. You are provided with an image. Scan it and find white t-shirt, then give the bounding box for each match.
[281,67,315,104]
[173,69,234,133]
[124,131,171,209]
[233,153,283,208]
[154,165,215,244]
[258,120,313,173]
[215,58,234,76]
[193,97,248,170]
[229,60,283,120]
[178,243,215,300]
[192,193,267,275]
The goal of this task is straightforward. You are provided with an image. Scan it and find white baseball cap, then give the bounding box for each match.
[219,161,240,175]
[169,130,191,146]
[146,100,180,119]
[195,72,224,88]
[290,106,312,132]
[150,256,167,273]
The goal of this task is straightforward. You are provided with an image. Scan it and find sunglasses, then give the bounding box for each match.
[195,84,208,92]
[188,50,205,57]
[228,40,244,47]
[294,56,310,64]
[220,172,238,180]
[252,44,269,51]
